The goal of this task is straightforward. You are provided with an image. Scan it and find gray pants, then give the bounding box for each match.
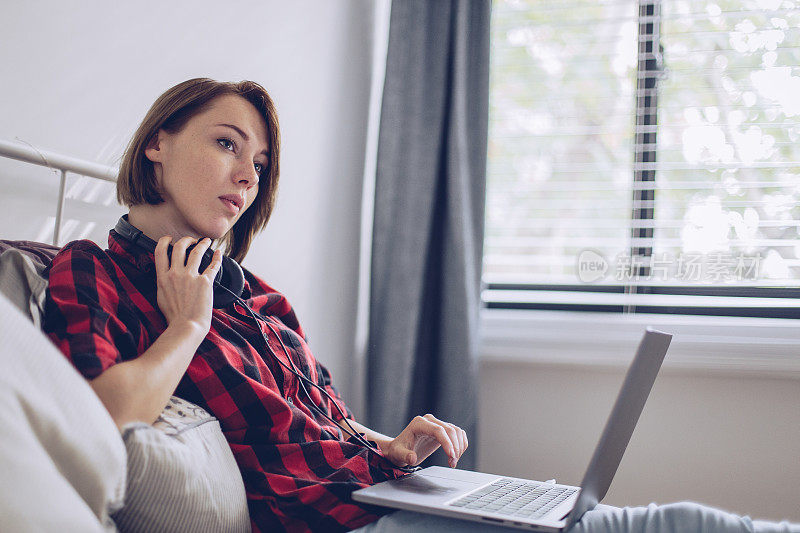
[354,503,800,532]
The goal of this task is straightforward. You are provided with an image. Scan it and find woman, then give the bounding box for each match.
[44,78,466,532]
[43,79,797,533]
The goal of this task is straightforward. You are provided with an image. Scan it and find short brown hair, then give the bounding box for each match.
[117,78,280,263]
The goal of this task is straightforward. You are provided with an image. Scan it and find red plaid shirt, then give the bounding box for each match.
[43,231,403,532]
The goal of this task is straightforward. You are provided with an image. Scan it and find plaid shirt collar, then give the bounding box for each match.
[107,229,252,299]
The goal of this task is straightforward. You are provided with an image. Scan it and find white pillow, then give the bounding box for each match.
[112,396,251,533]
[0,292,127,532]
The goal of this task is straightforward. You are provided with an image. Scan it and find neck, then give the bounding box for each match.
[127,204,204,243]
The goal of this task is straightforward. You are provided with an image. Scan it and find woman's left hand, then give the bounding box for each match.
[378,414,468,469]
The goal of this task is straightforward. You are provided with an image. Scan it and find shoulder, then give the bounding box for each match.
[242,266,281,297]
[47,239,108,269]
[45,239,121,289]
[241,267,303,334]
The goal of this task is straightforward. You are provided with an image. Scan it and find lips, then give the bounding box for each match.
[219,194,244,213]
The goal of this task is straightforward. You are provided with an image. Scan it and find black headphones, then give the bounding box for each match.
[114,215,245,308]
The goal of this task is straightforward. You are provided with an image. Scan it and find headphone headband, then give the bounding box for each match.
[113,215,244,308]
[114,214,157,251]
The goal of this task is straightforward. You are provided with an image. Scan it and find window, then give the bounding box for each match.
[484,0,800,319]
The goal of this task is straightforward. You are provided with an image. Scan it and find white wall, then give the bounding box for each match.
[0,0,374,412]
[478,360,800,523]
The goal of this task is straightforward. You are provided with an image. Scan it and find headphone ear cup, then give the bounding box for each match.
[213,255,245,308]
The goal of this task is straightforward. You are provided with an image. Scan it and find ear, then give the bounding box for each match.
[144,130,166,163]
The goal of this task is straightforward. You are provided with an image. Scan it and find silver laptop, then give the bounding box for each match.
[353,328,672,532]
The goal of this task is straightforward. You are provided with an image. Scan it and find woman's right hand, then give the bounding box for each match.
[154,236,223,335]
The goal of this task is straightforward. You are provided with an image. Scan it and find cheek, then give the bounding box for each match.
[181,160,216,197]
[165,176,194,203]
[162,156,203,198]
[245,186,260,212]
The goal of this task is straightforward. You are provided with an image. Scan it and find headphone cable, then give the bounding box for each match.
[218,285,418,473]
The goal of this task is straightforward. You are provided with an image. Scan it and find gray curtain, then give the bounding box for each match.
[366,0,490,469]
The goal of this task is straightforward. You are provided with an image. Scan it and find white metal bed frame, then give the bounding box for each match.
[0,139,118,246]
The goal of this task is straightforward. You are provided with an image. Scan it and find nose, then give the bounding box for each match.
[233,159,259,189]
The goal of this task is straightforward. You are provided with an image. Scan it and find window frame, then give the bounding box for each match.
[481,0,800,369]
[480,307,800,375]
[482,0,800,322]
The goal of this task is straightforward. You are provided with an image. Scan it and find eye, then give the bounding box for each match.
[217,138,235,151]
[254,162,264,175]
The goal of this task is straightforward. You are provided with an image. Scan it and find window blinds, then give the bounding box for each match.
[483,0,800,317]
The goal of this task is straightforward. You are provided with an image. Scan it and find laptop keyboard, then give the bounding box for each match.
[448,478,577,519]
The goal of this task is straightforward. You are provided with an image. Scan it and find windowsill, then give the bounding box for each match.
[479,308,800,378]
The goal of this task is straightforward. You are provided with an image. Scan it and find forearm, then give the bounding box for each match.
[335,418,392,451]
[89,320,206,429]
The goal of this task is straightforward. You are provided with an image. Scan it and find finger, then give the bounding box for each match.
[451,426,467,464]
[202,249,224,279]
[448,424,465,459]
[185,238,212,273]
[443,425,462,466]
[423,415,460,454]
[383,440,414,467]
[393,446,416,467]
[419,415,457,465]
[424,415,464,467]
[446,425,461,460]
[406,450,417,465]
[170,236,197,270]
[154,236,172,275]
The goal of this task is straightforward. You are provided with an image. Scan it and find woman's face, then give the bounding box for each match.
[144,94,269,240]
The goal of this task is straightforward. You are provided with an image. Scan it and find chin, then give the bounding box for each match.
[193,221,232,241]
[209,228,232,240]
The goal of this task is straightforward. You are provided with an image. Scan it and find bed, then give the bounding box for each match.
[0,139,251,532]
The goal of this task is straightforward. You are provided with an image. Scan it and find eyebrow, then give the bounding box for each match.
[215,123,269,156]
